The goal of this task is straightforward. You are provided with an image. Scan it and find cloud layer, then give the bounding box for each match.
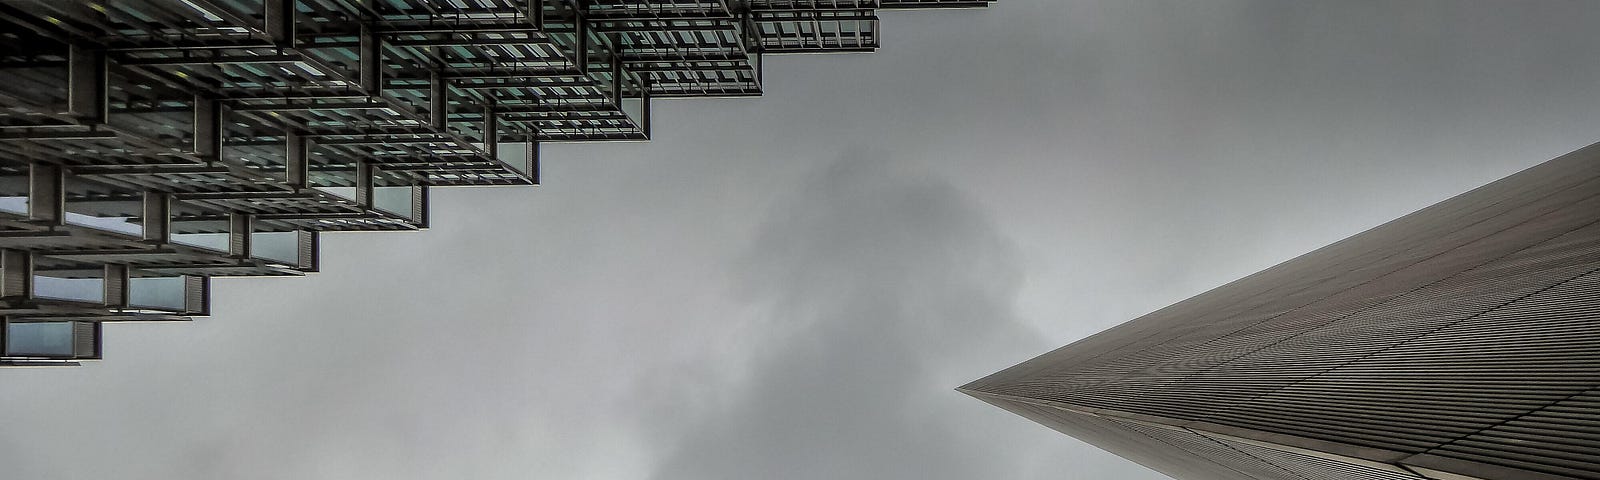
[646,153,1056,480]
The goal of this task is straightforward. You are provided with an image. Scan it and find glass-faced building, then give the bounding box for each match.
[963,143,1600,480]
[0,0,988,366]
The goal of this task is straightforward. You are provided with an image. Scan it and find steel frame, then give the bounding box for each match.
[0,0,987,365]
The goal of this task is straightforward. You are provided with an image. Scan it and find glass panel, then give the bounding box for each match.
[0,196,25,215]
[128,277,187,310]
[372,186,413,218]
[32,275,103,303]
[168,205,230,253]
[63,176,145,236]
[64,212,144,236]
[498,142,532,175]
[5,322,74,356]
[313,186,358,201]
[0,175,27,215]
[250,231,300,265]
[621,97,646,128]
[170,232,230,252]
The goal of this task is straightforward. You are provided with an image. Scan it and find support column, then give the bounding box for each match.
[528,0,544,30]
[141,192,169,243]
[228,213,253,258]
[285,132,309,189]
[66,44,107,124]
[354,161,374,208]
[359,24,384,96]
[296,230,319,271]
[102,264,129,308]
[184,275,210,315]
[739,7,755,49]
[611,45,624,107]
[28,164,63,225]
[529,139,541,185]
[429,70,448,130]
[88,322,102,359]
[483,104,499,160]
[640,76,653,138]
[740,7,763,85]
[265,0,296,48]
[193,96,225,162]
[574,1,589,75]
[412,185,429,227]
[0,250,33,300]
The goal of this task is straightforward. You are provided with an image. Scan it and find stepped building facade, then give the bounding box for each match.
[0,0,988,366]
[963,143,1600,480]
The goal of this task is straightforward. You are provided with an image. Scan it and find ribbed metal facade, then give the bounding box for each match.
[0,0,988,366]
[963,143,1600,480]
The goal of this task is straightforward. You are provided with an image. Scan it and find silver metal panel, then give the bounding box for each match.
[967,142,1600,480]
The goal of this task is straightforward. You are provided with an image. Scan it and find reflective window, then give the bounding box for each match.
[128,277,187,310]
[251,231,301,265]
[32,274,103,303]
[5,322,74,356]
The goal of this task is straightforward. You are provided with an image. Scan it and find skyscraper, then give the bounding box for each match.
[0,0,989,366]
[962,143,1600,480]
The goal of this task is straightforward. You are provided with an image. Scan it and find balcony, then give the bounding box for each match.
[1,320,99,361]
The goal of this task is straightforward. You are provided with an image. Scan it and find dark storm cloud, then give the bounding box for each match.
[648,152,1053,480]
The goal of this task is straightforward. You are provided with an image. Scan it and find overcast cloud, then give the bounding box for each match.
[6,1,1600,479]
[646,153,1048,479]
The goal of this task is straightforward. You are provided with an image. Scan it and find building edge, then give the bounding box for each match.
[959,140,1600,480]
[959,388,1585,480]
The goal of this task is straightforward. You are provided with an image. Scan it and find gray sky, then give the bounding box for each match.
[6,1,1600,479]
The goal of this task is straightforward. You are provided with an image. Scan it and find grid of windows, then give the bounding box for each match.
[0,0,987,366]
